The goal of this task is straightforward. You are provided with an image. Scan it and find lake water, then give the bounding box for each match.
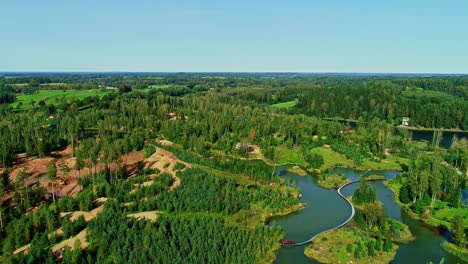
[272,166,465,264]
[339,120,468,148]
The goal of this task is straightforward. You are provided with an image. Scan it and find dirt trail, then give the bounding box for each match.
[52,228,89,255]
[60,198,107,222]
[249,145,264,160]
[127,211,159,222]
[140,147,191,191]
[13,198,106,255]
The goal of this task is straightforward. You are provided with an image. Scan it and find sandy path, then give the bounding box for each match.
[140,147,190,191]
[127,211,159,222]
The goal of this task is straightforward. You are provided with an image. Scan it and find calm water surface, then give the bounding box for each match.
[272,166,465,264]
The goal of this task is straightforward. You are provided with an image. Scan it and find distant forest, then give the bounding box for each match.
[0,72,467,263]
[3,72,465,129]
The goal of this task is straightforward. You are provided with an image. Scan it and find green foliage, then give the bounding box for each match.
[62,215,86,239]
[0,73,466,263]
[353,177,377,205]
[411,198,431,214]
[303,149,324,168]
[10,89,109,109]
[367,239,375,256]
[331,142,372,166]
[142,144,156,158]
[399,183,412,204]
[296,80,468,129]
[452,216,467,248]
[133,168,298,214]
[271,100,297,109]
[174,162,186,171]
[157,144,280,183]
[85,202,284,263]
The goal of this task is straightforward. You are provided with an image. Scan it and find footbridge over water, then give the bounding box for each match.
[280,179,384,247]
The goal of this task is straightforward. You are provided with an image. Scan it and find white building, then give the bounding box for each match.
[401,117,409,127]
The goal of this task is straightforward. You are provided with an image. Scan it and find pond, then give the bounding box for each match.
[271,166,465,264]
[339,120,468,148]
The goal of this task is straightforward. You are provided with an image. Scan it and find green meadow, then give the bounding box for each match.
[10,89,110,109]
[271,100,297,109]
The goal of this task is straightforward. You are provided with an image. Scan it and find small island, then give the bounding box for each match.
[305,177,413,264]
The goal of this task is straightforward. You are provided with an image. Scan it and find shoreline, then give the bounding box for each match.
[322,117,468,133]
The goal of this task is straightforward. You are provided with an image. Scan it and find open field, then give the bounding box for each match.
[304,229,398,264]
[274,146,305,164]
[360,154,408,170]
[147,84,176,89]
[10,89,110,109]
[271,100,297,109]
[430,200,468,227]
[313,146,354,170]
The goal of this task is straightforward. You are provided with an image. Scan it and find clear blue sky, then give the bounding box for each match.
[1,0,467,73]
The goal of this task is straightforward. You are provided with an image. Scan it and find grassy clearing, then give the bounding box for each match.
[441,241,468,263]
[386,181,468,228]
[40,83,67,87]
[271,100,297,109]
[144,77,164,80]
[196,164,256,185]
[273,146,305,165]
[313,146,354,170]
[228,203,305,229]
[408,140,429,149]
[287,165,308,176]
[387,219,415,243]
[430,200,468,227]
[317,173,350,189]
[147,84,175,89]
[360,155,408,170]
[127,211,159,222]
[304,229,398,264]
[11,89,109,109]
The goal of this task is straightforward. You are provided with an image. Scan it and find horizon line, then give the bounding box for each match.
[1,71,467,75]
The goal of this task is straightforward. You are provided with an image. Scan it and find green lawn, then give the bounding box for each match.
[317,173,350,188]
[271,100,297,109]
[313,146,354,170]
[361,155,408,170]
[305,229,398,264]
[147,84,176,89]
[144,77,164,80]
[274,146,305,165]
[11,89,110,109]
[431,200,468,227]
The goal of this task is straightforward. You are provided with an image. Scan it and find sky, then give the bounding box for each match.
[1,0,467,73]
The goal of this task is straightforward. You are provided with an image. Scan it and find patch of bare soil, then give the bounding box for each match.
[51,145,73,156]
[139,147,191,191]
[6,154,55,185]
[127,211,159,222]
[157,139,174,146]
[60,198,107,222]
[12,198,105,255]
[13,244,31,255]
[52,228,88,255]
[249,145,264,160]
[1,148,145,201]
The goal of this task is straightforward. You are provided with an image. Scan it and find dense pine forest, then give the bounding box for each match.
[0,72,466,263]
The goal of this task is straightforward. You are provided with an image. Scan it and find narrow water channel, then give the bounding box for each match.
[272,166,465,264]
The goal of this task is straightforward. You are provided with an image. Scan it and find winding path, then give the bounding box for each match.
[284,179,384,247]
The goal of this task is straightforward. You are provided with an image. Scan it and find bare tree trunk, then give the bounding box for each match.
[52,182,55,202]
